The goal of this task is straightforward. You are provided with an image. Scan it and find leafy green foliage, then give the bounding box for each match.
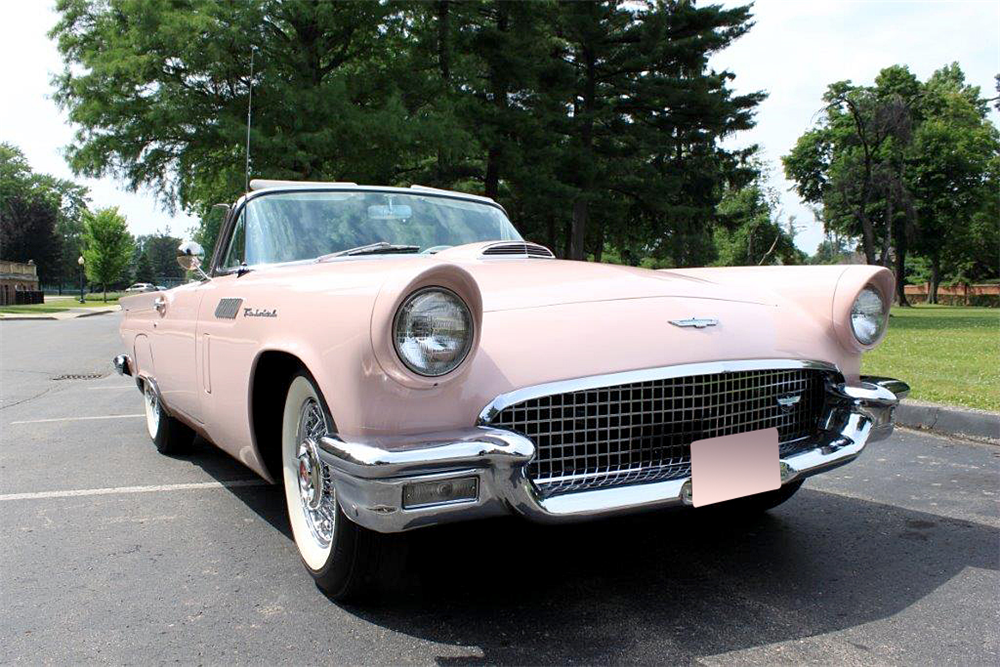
[133,251,154,283]
[784,63,999,302]
[0,143,90,285]
[712,184,804,266]
[51,0,763,267]
[134,231,184,281]
[82,207,134,300]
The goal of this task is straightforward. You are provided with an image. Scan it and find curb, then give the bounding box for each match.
[75,309,117,318]
[896,400,1000,443]
[0,306,120,322]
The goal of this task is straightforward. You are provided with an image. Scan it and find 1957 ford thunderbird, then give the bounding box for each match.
[114,180,908,600]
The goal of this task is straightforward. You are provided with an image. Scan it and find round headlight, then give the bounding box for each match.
[850,286,887,345]
[393,288,473,376]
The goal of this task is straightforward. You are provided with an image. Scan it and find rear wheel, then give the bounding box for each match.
[143,380,193,454]
[281,372,391,601]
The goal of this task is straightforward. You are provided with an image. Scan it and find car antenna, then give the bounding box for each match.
[244,46,255,193]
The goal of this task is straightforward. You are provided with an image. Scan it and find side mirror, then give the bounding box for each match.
[177,240,209,279]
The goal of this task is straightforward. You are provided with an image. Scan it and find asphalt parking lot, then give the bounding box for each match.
[1,314,997,665]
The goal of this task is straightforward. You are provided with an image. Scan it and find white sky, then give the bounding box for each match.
[2,1,998,252]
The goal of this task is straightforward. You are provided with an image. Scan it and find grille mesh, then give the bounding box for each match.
[487,368,830,497]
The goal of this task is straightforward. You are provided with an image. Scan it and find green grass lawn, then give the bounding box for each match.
[0,304,72,314]
[863,305,1000,411]
[1,297,120,314]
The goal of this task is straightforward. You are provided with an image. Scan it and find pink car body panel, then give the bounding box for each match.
[119,242,893,483]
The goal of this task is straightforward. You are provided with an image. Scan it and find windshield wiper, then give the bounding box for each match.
[317,242,421,261]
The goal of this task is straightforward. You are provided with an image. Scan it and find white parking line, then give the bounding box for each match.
[0,479,269,501]
[9,414,144,425]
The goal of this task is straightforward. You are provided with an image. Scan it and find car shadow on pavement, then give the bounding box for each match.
[185,442,999,664]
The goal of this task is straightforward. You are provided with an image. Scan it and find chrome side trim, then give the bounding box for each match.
[477,359,839,423]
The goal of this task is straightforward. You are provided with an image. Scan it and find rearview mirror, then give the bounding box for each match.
[177,240,209,279]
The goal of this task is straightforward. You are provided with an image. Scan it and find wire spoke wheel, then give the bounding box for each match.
[294,398,336,549]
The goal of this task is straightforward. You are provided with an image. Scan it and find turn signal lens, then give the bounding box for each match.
[402,477,478,509]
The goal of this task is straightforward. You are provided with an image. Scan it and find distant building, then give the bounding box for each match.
[0,260,40,305]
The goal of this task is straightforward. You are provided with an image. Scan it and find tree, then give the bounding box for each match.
[0,144,91,291]
[0,144,64,284]
[51,0,763,269]
[810,233,855,265]
[909,64,1000,301]
[784,63,999,304]
[712,183,804,266]
[134,251,154,284]
[82,207,134,301]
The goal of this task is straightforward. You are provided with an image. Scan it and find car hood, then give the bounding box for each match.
[441,257,775,312]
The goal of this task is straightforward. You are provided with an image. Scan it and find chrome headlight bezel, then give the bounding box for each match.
[850,284,888,346]
[392,287,474,377]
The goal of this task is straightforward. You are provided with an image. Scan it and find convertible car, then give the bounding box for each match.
[114,180,908,600]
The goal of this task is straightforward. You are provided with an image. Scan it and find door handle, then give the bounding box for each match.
[153,296,166,314]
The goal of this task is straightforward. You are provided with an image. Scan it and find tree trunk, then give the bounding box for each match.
[929,253,940,304]
[483,2,508,201]
[570,199,588,260]
[436,1,450,80]
[484,146,501,200]
[593,220,604,263]
[880,192,893,268]
[570,44,596,262]
[894,230,910,307]
[561,220,572,259]
[103,284,107,303]
[435,1,450,184]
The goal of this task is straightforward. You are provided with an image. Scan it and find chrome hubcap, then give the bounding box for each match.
[295,398,335,548]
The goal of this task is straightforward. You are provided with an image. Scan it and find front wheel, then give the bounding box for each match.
[281,372,392,601]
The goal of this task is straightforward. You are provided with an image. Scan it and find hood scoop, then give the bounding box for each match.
[480,242,555,259]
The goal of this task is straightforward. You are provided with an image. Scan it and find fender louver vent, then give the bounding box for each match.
[481,242,555,259]
[215,298,243,319]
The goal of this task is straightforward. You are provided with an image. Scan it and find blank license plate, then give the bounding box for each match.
[690,427,781,507]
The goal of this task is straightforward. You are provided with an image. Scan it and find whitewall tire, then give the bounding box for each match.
[281,372,393,600]
[143,379,193,454]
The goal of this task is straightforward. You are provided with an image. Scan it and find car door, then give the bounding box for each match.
[150,281,208,425]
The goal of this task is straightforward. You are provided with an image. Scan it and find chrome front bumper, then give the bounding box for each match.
[318,376,909,533]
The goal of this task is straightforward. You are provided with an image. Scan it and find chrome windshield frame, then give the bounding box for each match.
[210,186,516,276]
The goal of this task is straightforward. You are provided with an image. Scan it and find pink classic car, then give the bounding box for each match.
[114,180,908,600]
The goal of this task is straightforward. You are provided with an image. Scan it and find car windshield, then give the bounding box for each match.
[222,190,521,268]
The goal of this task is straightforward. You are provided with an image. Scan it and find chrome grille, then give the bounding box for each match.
[487,368,831,497]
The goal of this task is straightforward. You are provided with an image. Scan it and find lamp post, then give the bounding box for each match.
[77,256,85,304]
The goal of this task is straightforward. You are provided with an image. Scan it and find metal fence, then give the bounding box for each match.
[904,283,1000,306]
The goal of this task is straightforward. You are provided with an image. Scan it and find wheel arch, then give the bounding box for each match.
[249,348,339,483]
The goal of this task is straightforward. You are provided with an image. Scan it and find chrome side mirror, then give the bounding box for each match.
[177,240,209,280]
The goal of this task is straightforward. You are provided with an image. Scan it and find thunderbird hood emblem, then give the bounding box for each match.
[669,317,718,329]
